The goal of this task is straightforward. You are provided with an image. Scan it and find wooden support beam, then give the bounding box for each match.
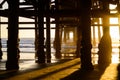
[98,2,112,67]
[80,0,94,70]
[54,0,62,59]
[6,0,19,70]
[0,9,119,17]
[46,0,51,62]
[36,0,45,63]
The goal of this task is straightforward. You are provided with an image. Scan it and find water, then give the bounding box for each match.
[1,38,35,53]
[1,38,120,64]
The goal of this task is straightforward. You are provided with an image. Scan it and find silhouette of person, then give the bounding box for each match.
[98,27,112,67]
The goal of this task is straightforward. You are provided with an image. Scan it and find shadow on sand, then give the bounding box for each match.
[117,63,120,80]
[61,64,109,80]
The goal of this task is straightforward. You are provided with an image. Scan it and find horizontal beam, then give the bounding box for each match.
[1,21,120,27]
[0,22,36,24]
[91,24,120,26]
[18,27,55,29]
[0,9,119,17]
[0,21,79,24]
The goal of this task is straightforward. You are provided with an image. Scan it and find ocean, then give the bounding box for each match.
[1,38,120,64]
[1,38,56,53]
[1,38,35,53]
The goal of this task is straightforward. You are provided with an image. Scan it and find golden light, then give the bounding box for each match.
[109,4,118,13]
[109,4,117,9]
[69,31,73,39]
[109,18,119,42]
[110,27,119,41]
[112,53,119,63]
[109,18,118,24]
[109,17,120,63]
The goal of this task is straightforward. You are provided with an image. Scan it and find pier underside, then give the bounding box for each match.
[0,0,120,71]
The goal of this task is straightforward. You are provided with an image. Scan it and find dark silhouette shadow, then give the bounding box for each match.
[0,70,19,80]
[0,59,73,80]
[117,63,120,80]
[61,28,112,80]
[61,65,108,80]
[30,61,80,80]
[98,27,112,66]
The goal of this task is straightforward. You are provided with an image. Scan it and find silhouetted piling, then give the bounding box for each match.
[46,0,51,62]
[6,0,19,70]
[54,0,62,59]
[98,2,112,67]
[36,0,46,63]
[98,27,112,66]
[80,0,94,70]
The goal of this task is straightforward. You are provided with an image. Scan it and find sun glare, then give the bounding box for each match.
[109,17,119,44]
[110,18,118,24]
[109,4,117,9]
[110,27,119,41]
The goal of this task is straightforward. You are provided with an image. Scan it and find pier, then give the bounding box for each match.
[0,0,120,79]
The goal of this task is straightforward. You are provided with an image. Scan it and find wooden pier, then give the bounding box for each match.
[0,0,120,70]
